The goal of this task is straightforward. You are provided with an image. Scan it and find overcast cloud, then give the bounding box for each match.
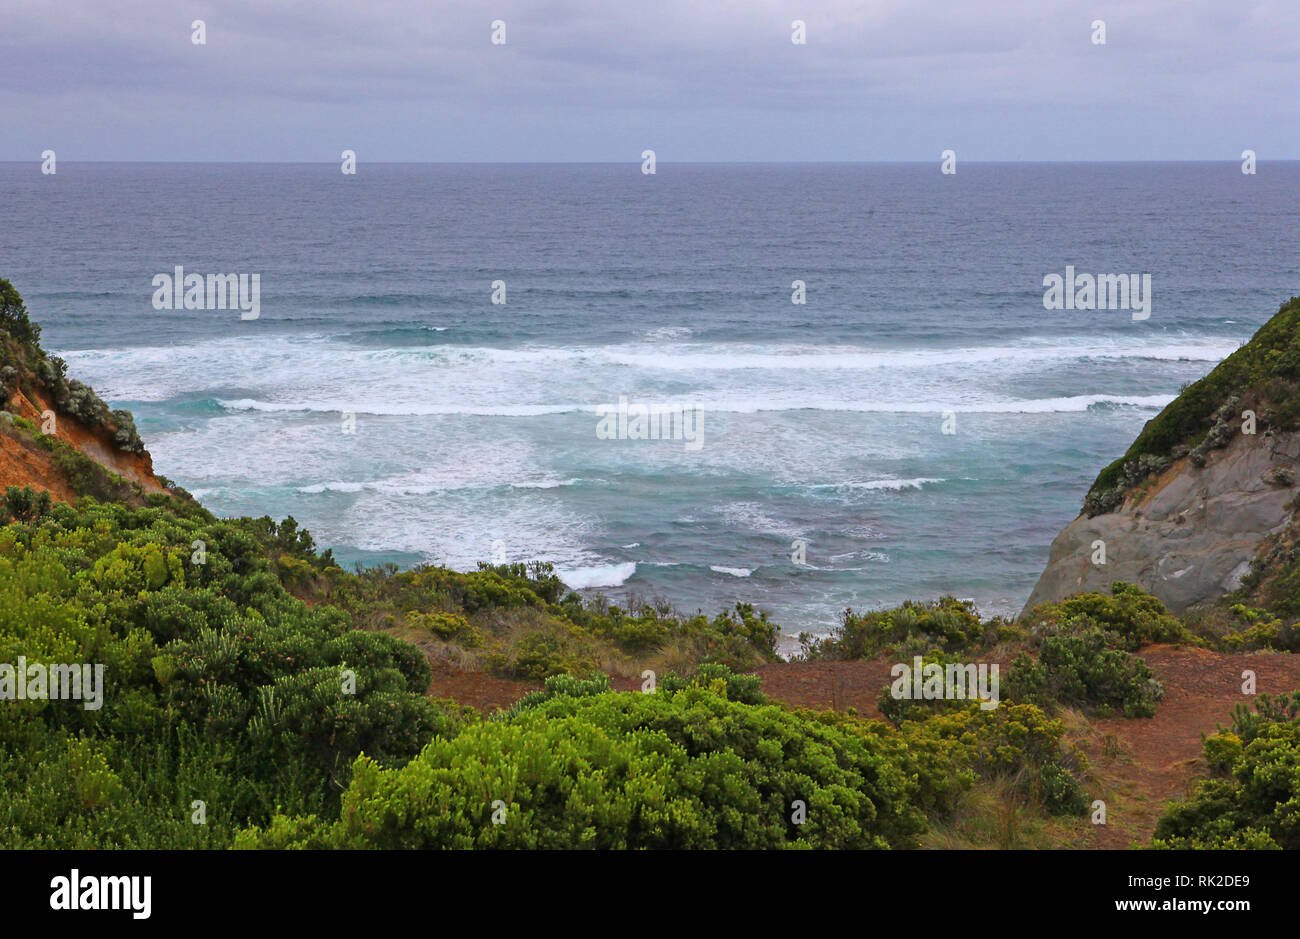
[2,0,1298,161]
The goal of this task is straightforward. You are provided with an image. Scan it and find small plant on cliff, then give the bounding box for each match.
[0,277,41,347]
[1264,464,1296,488]
[110,409,146,453]
[56,378,112,427]
[1187,394,1241,468]
[0,365,18,406]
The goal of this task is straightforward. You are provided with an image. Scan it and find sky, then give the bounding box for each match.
[2,0,1298,162]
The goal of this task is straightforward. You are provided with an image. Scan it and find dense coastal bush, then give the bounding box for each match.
[0,491,1124,847]
[0,490,452,847]
[799,585,1194,663]
[915,703,1090,817]
[873,650,984,726]
[1212,603,1300,652]
[0,487,803,848]
[0,475,1091,850]
[238,681,964,849]
[658,662,766,704]
[1152,693,1300,849]
[499,671,616,719]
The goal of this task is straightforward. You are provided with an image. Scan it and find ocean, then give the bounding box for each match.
[3,162,1298,653]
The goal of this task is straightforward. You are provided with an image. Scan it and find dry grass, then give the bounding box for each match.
[923,776,1077,849]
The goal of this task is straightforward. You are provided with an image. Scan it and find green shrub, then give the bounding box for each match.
[483,620,599,681]
[499,672,614,720]
[658,662,765,704]
[1004,629,1164,718]
[405,610,483,646]
[0,278,41,346]
[1,486,52,523]
[800,596,987,660]
[874,651,990,727]
[1217,604,1300,652]
[905,702,1089,816]
[0,496,454,847]
[111,409,146,454]
[1021,582,1191,652]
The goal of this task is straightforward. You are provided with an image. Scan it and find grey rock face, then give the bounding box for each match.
[1022,431,1300,616]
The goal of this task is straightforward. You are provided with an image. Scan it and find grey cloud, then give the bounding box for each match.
[1,0,1297,160]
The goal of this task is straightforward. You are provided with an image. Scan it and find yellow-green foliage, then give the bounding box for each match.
[1021,582,1192,651]
[902,702,1090,816]
[331,562,779,680]
[798,596,988,660]
[405,610,483,647]
[237,682,968,850]
[1217,603,1300,652]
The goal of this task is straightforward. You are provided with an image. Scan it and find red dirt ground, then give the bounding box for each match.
[426,663,540,712]
[1083,645,1300,846]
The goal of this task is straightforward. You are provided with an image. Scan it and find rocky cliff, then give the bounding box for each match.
[1025,295,1300,616]
[1023,427,1300,613]
[0,278,172,506]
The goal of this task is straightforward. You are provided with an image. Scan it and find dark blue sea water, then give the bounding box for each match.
[3,162,1298,652]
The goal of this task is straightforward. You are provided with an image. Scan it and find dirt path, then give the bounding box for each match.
[425,647,1300,847]
[753,660,901,714]
[1081,645,1300,847]
[426,664,540,712]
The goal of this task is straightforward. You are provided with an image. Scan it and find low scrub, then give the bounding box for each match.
[1152,692,1300,849]
[1004,629,1164,718]
[237,682,963,849]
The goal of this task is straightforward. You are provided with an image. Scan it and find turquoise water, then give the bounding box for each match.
[3,162,1298,651]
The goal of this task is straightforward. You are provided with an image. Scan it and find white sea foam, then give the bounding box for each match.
[558,562,637,589]
[811,477,944,492]
[219,398,579,417]
[209,393,1175,418]
[52,329,1224,626]
[642,326,693,341]
[296,475,582,495]
[599,338,1239,372]
[55,334,1239,410]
